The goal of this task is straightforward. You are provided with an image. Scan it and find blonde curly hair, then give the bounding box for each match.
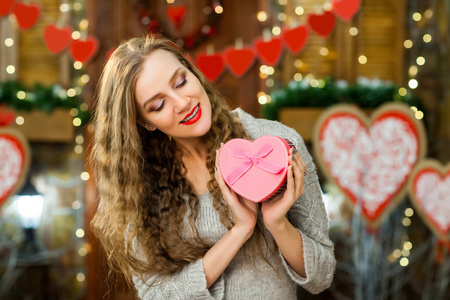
[90,35,270,285]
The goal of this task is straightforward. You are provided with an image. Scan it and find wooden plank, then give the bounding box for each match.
[279,108,325,142]
[12,109,74,142]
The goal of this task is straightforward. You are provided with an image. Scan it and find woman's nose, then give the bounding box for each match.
[172,93,190,113]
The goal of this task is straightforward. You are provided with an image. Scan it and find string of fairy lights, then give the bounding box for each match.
[389,1,441,269]
[1,0,90,290]
[254,0,427,125]
[2,0,444,283]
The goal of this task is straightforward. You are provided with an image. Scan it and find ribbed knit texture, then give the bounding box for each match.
[133,108,336,299]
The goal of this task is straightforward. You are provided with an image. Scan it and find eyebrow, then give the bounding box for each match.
[142,67,182,110]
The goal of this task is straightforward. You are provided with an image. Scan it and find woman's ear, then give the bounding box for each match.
[137,120,156,131]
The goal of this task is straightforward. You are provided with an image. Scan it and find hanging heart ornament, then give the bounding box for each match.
[13,3,41,30]
[224,46,256,77]
[313,103,426,227]
[331,0,361,22]
[196,52,225,82]
[307,10,336,38]
[281,25,309,54]
[409,160,450,241]
[70,36,99,63]
[44,24,73,54]
[254,37,283,66]
[0,127,30,207]
[0,0,15,17]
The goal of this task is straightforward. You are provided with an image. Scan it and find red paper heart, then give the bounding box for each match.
[44,24,73,54]
[224,47,255,77]
[0,0,15,17]
[166,5,187,27]
[281,25,309,54]
[13,3,41,30]
[0,129,30,207]
[70,36,99,63]
[106,47,117,61]
[196,53,225,82]
[332,0,361,21]
[313,104,426,227]
[0,109,14,127]
[410,160,450,240]
[254,37,283,66]
[307,11,335,38]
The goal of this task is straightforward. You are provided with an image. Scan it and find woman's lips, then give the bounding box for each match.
[180,104,201,125]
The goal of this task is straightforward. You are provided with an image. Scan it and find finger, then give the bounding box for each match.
[285,165,296,198]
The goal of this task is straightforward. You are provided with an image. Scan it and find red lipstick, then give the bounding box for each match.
[180,104,201,125]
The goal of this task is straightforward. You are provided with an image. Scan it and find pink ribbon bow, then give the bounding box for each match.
[227,143,285,186]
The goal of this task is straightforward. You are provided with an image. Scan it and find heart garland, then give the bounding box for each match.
[313,103,427,228]
[196,53,225,82]
[69,36,100,63]
[331,0,361,21]
[0,127,30,208]
[223,46,256,77]
[12,2,41,30]
[44,24,73,54]
[0,0,15,17]
[409,160,450,241]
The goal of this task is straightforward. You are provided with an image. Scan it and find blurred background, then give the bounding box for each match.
[0,0,449,299]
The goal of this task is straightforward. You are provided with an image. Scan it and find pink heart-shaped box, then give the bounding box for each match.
[218,135,293,202]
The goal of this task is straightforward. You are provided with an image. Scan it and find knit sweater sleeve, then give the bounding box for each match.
[235,108,336,294]
[131,241,225,300]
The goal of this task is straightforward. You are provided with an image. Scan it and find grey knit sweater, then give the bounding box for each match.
[133,109,336,299]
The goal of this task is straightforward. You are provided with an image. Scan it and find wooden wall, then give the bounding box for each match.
[18,0,64,86]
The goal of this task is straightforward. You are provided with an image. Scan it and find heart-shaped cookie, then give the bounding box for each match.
[409,160,450,241]
[0,127,30,207]
[313,103,426,227]
[218,136,292,202]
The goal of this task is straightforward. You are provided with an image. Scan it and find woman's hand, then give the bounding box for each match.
[261,147,306,230]
[215,146,258,238]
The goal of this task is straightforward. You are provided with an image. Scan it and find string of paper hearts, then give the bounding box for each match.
[0,0,98,63]
[43,9,99,63]
[0,1,41,30]
[195,0,361,82]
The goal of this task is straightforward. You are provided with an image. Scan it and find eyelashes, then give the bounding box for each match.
[154,99,165,111]
[175,73,187,88]
[150,73,188,112]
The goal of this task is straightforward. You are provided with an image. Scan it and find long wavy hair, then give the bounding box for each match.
[90,35,271,285]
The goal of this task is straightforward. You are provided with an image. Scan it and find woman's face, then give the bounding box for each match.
[134,49,212,141]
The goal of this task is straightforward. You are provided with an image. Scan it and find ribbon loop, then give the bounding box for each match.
[226,143,285,186]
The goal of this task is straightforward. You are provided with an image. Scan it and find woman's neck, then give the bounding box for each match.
[174,137,207,160]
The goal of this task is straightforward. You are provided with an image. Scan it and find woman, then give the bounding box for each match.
[91,35,335,299]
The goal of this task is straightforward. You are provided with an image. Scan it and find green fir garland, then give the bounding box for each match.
[262,78,423,120]
[0,80,91,126]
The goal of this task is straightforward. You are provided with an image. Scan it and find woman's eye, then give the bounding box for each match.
[153,99,165,111]
[175,74,187,88]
